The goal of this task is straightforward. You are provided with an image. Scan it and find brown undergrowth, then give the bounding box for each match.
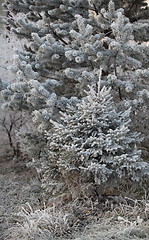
[5,193,149,240]
[0,156,149,240]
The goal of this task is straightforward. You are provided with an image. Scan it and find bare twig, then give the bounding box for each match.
[0,112,26,157]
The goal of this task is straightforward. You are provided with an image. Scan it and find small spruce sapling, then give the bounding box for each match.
[45,72,149,199]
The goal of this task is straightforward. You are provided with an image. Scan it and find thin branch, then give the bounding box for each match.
[114,56,117,77]
[118,87,122,101]
[128,0,137,13]
[52,30,68,45]
[93,4,99,15]
[89,60,94,69]
[49,25,68,45]
[113,53,122,101]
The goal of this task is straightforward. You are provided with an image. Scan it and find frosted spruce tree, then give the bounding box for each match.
[1,0,149,199]
[43,76,149,200]
[63,2,149,152]
[1,0,91,131]
[2,1,149,127]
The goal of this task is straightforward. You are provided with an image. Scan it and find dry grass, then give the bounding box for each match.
[71,197,149,240]
[5,203,78,240]
[4,196,149,240]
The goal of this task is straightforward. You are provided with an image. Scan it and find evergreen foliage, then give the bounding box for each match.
[1,0,149,200]
[2,1,149,131]
[2,0,149,148]
[44,79,149,198]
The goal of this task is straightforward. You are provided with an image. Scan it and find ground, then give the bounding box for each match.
[0,156,149,240]
[0,156,42,239]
